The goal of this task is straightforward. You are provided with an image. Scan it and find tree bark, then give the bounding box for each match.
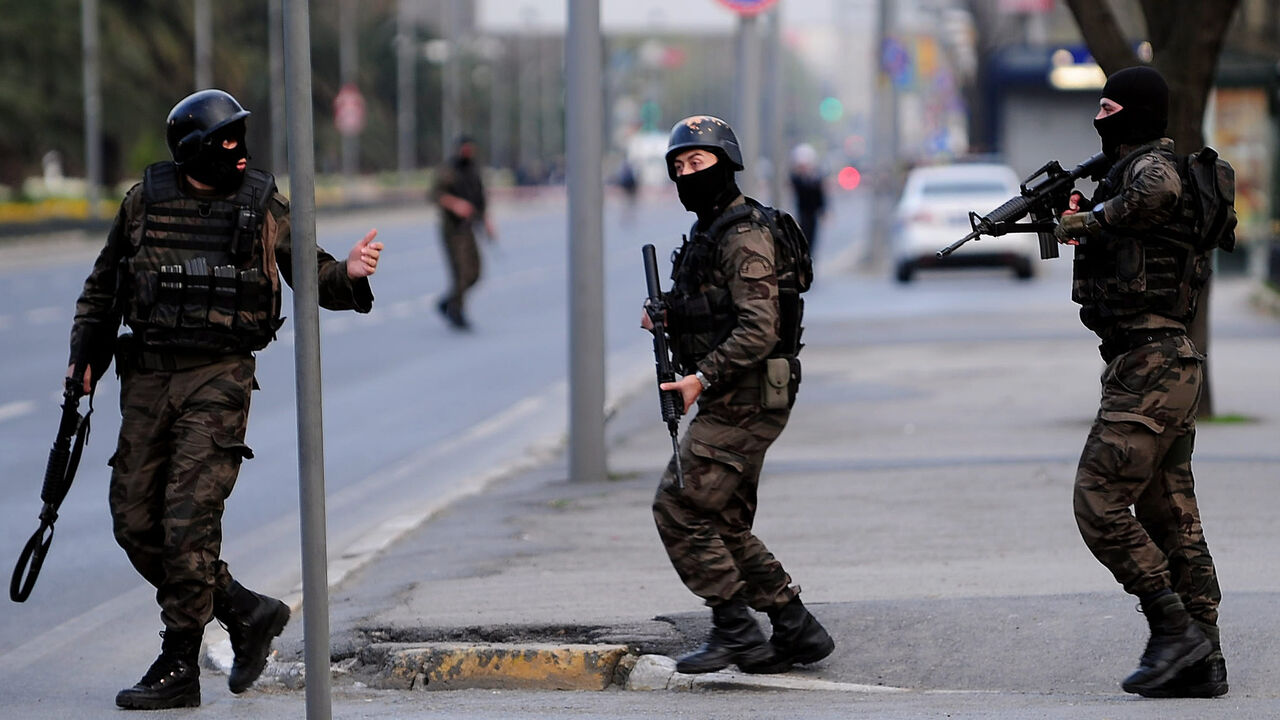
[1064,0,1137,72]
[1065,0,1240,418]
[1142,0,1239,418]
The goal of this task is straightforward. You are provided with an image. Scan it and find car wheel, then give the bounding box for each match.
[895,261,915,283]
[1012,259,1034,280]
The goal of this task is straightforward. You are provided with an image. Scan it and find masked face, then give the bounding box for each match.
[184,120,248,194]
[675,163,735,216]
[1093,66,1168,159]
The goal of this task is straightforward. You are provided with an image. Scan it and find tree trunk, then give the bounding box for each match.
[1065,0,1240,418]
[1064,0,1137,72]
[1142,0,1239,418]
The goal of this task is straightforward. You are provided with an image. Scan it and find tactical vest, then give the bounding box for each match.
[1072,145,1210,330]
[122,162,282,354]
[665,199,809,374]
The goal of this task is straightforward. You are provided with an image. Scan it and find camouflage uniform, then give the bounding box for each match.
[432,159,487,318]
[1071,139,1221,627]
[71,184,372,634]
[652,195,797,611]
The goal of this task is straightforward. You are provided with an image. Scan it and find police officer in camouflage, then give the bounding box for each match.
[1055,67,1226,698]
[644,115,834,675]
[67,89,384,710]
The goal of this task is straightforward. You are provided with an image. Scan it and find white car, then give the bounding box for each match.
[891,162,1038,282]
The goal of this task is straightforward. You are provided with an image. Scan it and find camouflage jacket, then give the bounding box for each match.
[432,159,487,227]
[1095,138,1182,234]
[684,195,782,390]
[1076,138,1189,335]
[69,177,373,366]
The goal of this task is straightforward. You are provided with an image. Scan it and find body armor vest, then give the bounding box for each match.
[665,200,807,374]
[123,162,282,353]
[1072,146,1209,331]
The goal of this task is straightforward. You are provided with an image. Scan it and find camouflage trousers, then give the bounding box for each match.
[652,390,796,611]
[1073,333,1221,626]
[109,354,256,633]
[440,220,480,312]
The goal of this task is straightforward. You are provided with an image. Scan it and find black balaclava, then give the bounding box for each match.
[1094,66,1169,160]
[184,120,248,195]
[674,160,740,223]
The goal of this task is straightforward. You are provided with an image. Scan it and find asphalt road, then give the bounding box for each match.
[5,185,1274,718]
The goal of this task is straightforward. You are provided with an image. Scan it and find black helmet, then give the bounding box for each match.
[665,115,744,180]
[166,89,251,166]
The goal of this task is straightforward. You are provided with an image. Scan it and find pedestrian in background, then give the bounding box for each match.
[1055,66,1227,699]
[433,136,496,330]
[643,115,833,676]
[67,89,382,710]
[788,143,826,258]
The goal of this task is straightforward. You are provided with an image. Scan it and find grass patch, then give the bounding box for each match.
[1202,414,1256,425]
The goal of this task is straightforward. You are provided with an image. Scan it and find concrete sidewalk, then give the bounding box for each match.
[248,274,1280,710]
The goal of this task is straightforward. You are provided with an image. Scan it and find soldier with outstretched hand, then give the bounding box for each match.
[67,89,382,710]
[1056,66,1227,699]
[642,115,832,677]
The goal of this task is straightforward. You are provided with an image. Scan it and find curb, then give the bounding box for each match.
[363,642,632,691]
[625,654,911,694]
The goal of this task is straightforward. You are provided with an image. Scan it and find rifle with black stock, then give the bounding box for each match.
[936,152,1112,261]
[642,243,685,489]
[10,376,94,602]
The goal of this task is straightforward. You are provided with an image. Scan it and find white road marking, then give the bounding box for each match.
[24,306,63,325]
[0,400,36,423]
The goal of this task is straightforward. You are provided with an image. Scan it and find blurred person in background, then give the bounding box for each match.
[788,143,826,258]
[433,135,496,330]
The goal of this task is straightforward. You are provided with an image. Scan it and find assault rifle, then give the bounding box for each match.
[11,377,94,602]
[936,152,1112,261]
[642,243,685,489]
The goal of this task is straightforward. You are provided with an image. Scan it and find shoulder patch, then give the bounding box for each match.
[739,254,774,280]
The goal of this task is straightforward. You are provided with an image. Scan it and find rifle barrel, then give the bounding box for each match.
[937,231,979,259]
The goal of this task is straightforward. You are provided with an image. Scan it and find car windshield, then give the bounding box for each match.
[921,180,1010,196]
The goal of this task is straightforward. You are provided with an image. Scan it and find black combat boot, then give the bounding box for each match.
[1121,590,1212,696]
[760,596,836,666]
[115,630,202,710]
[214,581,291,693]
[1143,622,1228,698]
[676,598,785,674]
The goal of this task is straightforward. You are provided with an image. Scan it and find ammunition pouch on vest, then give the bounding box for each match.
[665,200,808,376]
[123,162,282,355]
[1072,146,1211,328]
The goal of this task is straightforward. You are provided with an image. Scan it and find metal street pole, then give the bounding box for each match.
[81,0,101,220]
[282,1,332,718]
[339,0,359,177]
[518,26,538,175]
[566,0,605,483]
[269,0,287,176]
[488,44,507,169]
[442,0,463,161]
[871,0,899,266]
[396,0,416,179]
[764,6,785,207]
[195,0,212,89]
[733,14,762,198]
[540,35,560,171]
